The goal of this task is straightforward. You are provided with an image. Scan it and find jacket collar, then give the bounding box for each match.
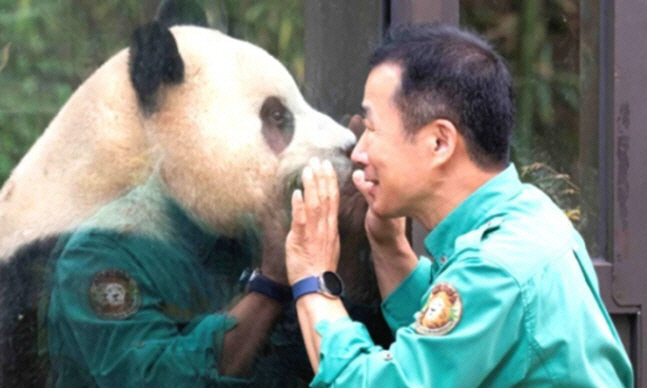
[423,164,522,265]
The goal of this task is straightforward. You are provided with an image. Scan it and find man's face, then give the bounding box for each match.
[351,63,430,219]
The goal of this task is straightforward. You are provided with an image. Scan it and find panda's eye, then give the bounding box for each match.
[271,110,284,124]
[261,96,295,154]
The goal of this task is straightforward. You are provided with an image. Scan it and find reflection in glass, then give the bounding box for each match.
[461,0,601,256]
[0,0,304,186]
[0,1,309,386]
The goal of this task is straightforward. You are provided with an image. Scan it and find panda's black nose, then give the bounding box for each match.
[342,143,355,159]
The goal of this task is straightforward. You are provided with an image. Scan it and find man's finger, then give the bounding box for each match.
[309,158,327,198]
[309,158,330,235]
[291,189,306,231]
[302,164,320,213]
[323,160,339,231]
[352,169,374,201]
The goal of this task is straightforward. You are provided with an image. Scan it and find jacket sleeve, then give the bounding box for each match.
[46,232,248,388]
[310,257,525,388]
[380,257,432,332]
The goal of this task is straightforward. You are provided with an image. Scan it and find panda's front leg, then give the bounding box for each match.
[257,205,291,286]
[218,205,290,377]
[219,291,284,377]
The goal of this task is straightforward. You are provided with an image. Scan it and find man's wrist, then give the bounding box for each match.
[291,271,344,301]
[244,269,292,305]
[294,292,348,327]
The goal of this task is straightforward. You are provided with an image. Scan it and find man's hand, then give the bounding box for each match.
[285,158,348,372]
[351,169,408,248]
[351,157,418,299]
[286,158,341,285]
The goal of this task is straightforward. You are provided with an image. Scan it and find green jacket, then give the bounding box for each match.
[312,164,633,387]
[46,177,264,387]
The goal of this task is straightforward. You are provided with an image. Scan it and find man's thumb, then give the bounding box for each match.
[352,169,373,201]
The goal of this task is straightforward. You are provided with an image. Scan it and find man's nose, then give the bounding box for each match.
[350,135,368,166]
[343,114,368,166]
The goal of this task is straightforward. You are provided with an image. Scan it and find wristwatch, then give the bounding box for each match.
[292,271,344,300]
[245,269,292,305]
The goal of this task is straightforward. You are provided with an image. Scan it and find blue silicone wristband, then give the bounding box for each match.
[291,276,320,300]
[247,270,292,304]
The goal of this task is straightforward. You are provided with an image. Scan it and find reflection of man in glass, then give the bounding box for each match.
[285,24,634,387]
[45,183,290,387]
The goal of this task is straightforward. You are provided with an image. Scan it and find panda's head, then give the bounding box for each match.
[128,22,361,235]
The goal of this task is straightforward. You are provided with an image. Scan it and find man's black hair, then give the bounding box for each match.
[369,23,515,168]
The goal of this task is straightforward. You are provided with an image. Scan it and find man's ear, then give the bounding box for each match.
[420,119,459,167]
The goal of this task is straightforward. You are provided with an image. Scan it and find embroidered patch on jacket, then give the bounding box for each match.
[89,269,141,319]
[414,283,462,336]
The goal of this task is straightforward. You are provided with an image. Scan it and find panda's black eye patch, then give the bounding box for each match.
[260,96,294,154]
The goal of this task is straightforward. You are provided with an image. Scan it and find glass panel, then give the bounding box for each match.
[460,0,602,257]
[0,0,304,186]
[0,1,306,386]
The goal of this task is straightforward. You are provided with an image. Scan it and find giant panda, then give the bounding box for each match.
[0,16,389,388]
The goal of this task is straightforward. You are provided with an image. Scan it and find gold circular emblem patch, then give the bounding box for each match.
[414,283,462,336]
[89,269,141,320]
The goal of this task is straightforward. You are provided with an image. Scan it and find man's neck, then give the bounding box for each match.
[416,162,503,231]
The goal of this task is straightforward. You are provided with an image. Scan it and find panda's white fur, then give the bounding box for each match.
[0,25,356,260]
[0,49,149,259]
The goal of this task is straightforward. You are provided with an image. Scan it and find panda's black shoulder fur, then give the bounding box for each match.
[129,21,184,115]
[0,235,62,388]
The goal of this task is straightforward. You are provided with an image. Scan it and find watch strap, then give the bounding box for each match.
[246,269,292,304]
[291,276,320,300]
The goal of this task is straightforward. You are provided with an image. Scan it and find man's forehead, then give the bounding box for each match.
[368,62,403,86]
[362,64,402,117]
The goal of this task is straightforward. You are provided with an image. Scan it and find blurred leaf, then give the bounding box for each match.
[557,86,578,109]
[0,43,10,72]
[278,17,292,54]
[536,78,554,126]
[291,55,304,84]
[553,71,579,86]
[536,42,554,80]
[244,3,265,22]
[564,208,581,222]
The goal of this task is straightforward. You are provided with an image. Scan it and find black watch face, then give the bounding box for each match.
[322,271,343,295]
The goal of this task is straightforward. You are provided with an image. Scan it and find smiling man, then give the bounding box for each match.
[285,24,633,387]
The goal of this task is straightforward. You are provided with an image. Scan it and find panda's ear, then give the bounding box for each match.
[128,21,184,115]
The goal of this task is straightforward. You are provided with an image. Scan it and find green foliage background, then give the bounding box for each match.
[462,0,581,214]
[1,0,598,253]
[461,0,600,255]
[0,0,304,186]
